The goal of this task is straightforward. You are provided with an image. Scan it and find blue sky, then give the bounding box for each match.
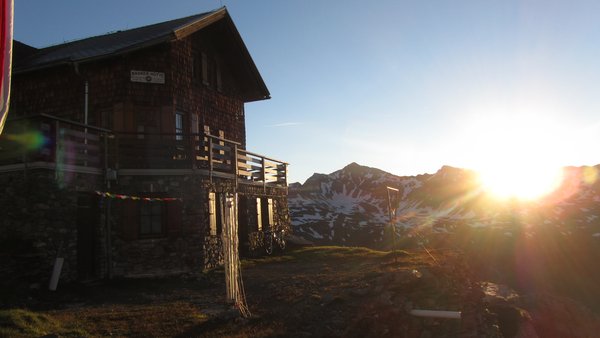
[14,0,600,184]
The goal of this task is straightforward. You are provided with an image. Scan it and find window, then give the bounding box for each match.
[258,198,275,231]
[140,202,163,236]
[175,112,184,140]
[194,51,223,91]
[137,125,145,139]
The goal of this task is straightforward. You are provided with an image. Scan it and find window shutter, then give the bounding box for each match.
[209,192,217,236]
[267,198,274,228]
[201,52,209,85]
[161,108,175,137]
[191,114,199,134]
[166,200,182,236]
[120,199,140,240]
[256,198,262,231]
[216,62,222,92]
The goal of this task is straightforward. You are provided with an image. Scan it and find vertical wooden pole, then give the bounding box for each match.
[262,158,266,193]
[234,145,238,189]
[386,186,399,261]
[208,137,213,183]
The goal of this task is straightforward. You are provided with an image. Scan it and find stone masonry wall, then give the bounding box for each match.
[0,170,102,285]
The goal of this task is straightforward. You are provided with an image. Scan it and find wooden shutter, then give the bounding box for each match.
[267,198,274,228]
[191,114,199,134]
[201,52,209,85]
[167,200,182,236]
[209,192,217,236]
[256,198,262,231]
[216,61,222,92]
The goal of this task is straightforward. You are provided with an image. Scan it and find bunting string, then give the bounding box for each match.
[95,191,182,202]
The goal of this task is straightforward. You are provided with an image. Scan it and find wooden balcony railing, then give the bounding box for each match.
[0,114,287,187]
[0,114,108,171]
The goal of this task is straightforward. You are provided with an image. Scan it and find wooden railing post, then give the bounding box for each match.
[208,136,213,183]
[233,144,238,189]
[262,157,266,193]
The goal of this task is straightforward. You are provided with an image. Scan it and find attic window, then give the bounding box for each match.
[193,51,222,91]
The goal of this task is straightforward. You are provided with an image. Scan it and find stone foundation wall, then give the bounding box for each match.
[0,168,290,284]
[203,235,223,269]
[111,236,203,278]
[0,170,102,285]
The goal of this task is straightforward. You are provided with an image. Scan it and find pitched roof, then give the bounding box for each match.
[15,9,221,72]
[13,7,270,101]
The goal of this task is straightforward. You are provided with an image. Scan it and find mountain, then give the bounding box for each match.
[289,162,600,246]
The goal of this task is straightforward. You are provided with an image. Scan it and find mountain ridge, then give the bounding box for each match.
[289,162,600,246]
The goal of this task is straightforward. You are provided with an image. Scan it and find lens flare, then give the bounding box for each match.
[478,165,563,200]
[5,131,47,150]
[582,166,598,185]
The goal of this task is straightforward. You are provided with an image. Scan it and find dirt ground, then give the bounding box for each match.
[2,247,499,337]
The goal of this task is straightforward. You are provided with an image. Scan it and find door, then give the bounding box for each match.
[76,193,99,280]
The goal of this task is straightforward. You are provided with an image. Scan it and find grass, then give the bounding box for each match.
[286,245,393,260]
[0,246,466,337]
[0,309,88,338]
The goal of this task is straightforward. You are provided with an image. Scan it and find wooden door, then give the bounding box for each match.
[76,193,99,280]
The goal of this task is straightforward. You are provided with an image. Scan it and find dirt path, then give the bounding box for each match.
[2,247,500,337]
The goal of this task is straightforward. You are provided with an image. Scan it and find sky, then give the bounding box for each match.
[14,0,600,184]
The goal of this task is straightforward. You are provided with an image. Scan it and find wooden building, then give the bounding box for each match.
[0,7,289,282]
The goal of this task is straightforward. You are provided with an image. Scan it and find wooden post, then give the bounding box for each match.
[208,136,213,183]
[262,157,266,193]
[234,144,239,189]
[386,186,399,260]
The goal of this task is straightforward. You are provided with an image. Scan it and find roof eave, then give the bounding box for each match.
[172,7,228,40]
[13,34,174,74]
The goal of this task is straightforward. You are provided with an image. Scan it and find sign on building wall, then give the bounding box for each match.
[130,70,165,84]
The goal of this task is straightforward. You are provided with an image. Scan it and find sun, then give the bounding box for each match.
[456,111,567,200]
[477,164,563,200]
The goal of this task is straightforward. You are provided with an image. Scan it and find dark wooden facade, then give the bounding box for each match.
[0,8,288,282]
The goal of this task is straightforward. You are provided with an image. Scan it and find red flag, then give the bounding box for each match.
[0,0,13,134]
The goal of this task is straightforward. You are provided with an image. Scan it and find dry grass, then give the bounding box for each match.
[1,246,467,337]
[0,309,88,337]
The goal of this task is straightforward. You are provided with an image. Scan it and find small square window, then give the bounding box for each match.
[140,202,163,236]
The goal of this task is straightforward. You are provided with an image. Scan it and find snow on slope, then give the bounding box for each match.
[289,163,600,246]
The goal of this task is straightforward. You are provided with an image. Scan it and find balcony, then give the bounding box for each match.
[0,114,288,188]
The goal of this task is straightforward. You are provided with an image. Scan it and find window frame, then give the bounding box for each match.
[139,201,165,238]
